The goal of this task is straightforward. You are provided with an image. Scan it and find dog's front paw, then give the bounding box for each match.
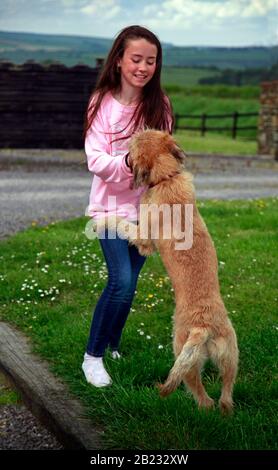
[116,219,138,241]
[137,244,154,257]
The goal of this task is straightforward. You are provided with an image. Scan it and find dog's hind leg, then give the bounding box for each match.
[183,354,215,410]
[158,327,211,398]
[208,332,238,414]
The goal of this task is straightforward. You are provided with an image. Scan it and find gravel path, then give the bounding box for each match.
[0,166,89,239]
[0,405,63,450]
[0,372,63,450]
[0,161,277,240]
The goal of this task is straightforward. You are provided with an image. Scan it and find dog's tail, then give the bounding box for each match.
[157,327,210,397]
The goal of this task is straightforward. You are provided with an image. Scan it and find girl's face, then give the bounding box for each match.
[117,38,157,90]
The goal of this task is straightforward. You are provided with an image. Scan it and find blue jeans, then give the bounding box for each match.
[86,230,146,357]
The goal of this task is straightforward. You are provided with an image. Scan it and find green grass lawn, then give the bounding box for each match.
[175,130,257,155]
[0,198,277,449]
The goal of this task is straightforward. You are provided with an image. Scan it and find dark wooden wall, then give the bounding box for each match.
[0,61,99,149]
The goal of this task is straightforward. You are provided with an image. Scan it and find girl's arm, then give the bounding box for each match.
[85,107,132,184]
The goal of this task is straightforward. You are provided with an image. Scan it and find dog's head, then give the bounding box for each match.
[129,129,186,189]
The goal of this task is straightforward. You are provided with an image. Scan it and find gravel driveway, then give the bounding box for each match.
[0,159,277,239]
[0,404,63,450]
[0,165,89,239]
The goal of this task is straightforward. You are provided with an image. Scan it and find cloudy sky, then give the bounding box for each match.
[0,0,277,47]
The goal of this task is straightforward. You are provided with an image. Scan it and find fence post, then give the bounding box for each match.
[201,114,207,137]
[232,111,238,139]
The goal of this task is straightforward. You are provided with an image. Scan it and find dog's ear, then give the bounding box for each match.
[167,136,186,164]
[131,165,150,189]
[171,144,186,163]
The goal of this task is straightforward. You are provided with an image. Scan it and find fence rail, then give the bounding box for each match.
[174,111,258,139]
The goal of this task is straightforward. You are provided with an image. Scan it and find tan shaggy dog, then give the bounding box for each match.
[126,129,239,414]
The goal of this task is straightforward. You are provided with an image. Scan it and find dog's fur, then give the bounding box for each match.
[127,129,239,414]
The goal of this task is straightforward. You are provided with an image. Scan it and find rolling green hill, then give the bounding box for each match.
[161,66,222,86]
[0,30,277,70]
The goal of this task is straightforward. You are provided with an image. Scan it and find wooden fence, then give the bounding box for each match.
[0,61,259,147]
[174,111,258,138]
[0,61,99,148]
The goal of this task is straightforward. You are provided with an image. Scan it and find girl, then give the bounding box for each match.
[82,25,174,387]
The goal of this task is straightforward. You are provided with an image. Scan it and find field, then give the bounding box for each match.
[175,130,257,155]
[0,198,277,449]
[165,85,260,142]
[161,67,222,87]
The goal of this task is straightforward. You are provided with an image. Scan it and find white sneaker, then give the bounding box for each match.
[82,353,112,387]
[111,351,121,360]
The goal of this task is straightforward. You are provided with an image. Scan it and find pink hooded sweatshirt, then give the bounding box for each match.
[85,91,172,221]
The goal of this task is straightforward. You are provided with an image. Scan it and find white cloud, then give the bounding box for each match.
[80,0,121,18]
[80,4,97,14]
[143,0,278,22]
[142,0,278,38]
[105,5,121,18]
[241,0,276,17]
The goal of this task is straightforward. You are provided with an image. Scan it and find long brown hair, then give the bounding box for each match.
[83,25,174,143]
